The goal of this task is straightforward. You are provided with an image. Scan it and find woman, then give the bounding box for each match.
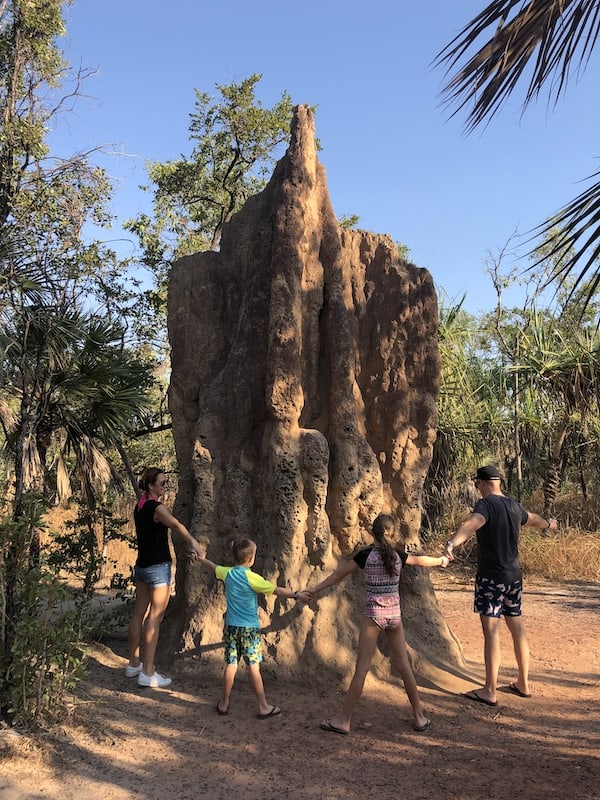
[125,467,204,688]
[309,513,448,734]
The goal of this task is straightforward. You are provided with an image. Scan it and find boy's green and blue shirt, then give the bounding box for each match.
[215,565,276,628]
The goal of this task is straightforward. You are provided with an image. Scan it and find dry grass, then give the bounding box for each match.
[433,489,600,584]
[520,528,600,582]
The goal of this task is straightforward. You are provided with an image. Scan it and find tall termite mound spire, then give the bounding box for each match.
[166,105,461,680]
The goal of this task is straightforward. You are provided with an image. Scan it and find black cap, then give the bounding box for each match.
[475,465,502,481]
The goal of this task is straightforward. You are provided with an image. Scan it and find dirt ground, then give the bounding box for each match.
[1,573,599,800]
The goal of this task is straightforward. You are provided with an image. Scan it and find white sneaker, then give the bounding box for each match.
[137,671,172,688]
[124,663,143,678]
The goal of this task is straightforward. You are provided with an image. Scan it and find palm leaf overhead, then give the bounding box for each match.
[435,0,600,302]
[436,1,600,131]
[537,171,600,305]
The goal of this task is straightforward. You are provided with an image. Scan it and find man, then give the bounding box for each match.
[443,465,558,705]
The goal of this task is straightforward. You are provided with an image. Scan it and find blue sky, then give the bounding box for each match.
[51,1,596,313]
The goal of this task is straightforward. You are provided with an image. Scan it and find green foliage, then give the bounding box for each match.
[423,293,501,536]
[135,74,293,259]
[0,279,154,509]
[395,242,411,262]
[432,234,600,533]
[0,497,90,726]
[125,74,293,330]
[5,566,90,726]
[47,502,132,595]
[0,0,67,224]
[339,214,359,230]
[0,2,171,728]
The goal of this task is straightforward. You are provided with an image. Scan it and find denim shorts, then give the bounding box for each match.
[134,562,172,588]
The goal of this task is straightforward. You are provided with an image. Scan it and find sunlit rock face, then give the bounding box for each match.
[165,105,459,680]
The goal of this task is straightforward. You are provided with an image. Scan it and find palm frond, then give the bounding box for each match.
[0,397,16,434]
[530,170,600,304]
[22,430,43,490]
[56,452,72,506]
[435,1,600,307]
[435,0,600,132]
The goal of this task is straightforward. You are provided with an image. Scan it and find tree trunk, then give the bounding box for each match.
[542,413,569,517]
[513,353,523,501]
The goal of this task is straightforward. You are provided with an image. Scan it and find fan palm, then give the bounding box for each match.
[1,303,151,514]
[424,295,512,533]
[0,263,153,658]
[512,307,600,512]
[435,1,600,305]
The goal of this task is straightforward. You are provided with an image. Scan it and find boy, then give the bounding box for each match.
[198,538,311,718]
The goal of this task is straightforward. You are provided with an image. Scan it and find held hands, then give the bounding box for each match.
[442,540,455,561]
[192,541,206,558]
[301,586,322,602]
[294,590,313,603]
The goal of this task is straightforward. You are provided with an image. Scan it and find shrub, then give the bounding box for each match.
[0,501,91,726]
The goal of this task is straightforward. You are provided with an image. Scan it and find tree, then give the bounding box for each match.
[1,281,152,515]
[423,290,514,535]
[431,232,600,525]
[125,74,293,323]
[511,302,600,514]
[0,1,161,722]
[435,0,600,307]
[0,0,152,508]
[480,235,556,498]
[0,249,153,664]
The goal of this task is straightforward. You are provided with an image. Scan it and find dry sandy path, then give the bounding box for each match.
[2,576,599,800]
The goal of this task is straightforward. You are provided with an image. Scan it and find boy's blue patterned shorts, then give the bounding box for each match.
[223,626,263,665]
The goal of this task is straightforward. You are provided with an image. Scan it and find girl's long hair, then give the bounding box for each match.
[371,513,399,576]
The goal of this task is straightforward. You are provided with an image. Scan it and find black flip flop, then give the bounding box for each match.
[464,689,498,707]
[508,682,531,698]
[320,719,349,735]
[257,705,281,720]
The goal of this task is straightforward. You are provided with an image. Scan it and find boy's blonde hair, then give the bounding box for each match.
[232,538,256,565]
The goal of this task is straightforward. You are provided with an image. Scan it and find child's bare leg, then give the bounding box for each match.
[324,618,379,733]
[218,663,237,713]
[386,623,429,729]
[247,663,276,716]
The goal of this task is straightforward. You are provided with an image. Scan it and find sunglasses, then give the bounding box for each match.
[159,479,169,487]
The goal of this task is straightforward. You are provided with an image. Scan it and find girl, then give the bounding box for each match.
[309,513,448,734]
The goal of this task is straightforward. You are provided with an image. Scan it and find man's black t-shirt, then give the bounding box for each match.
[473,494,528,582]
